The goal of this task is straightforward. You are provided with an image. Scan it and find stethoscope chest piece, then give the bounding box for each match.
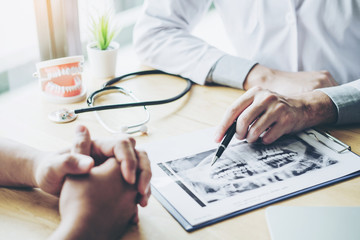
[48,109,77,123]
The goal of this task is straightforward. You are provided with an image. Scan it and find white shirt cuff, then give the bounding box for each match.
[318,84,360,125]
[207,55,258,89]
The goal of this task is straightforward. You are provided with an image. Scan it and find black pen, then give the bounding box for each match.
[211,120,237,166]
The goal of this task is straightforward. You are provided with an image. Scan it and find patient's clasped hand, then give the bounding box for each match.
[0,125,152,240]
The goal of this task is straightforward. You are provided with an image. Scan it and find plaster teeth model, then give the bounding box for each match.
[35,56,86,103]
[42,64,83,97]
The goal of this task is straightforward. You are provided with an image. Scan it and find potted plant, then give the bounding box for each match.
[87,12,120,79]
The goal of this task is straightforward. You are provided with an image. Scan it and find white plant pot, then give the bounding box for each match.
[87,41,119,79]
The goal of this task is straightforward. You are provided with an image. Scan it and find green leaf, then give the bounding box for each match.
[88,10,119,50]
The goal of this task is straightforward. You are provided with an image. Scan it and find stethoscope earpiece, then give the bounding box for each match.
[139,125,148,134]
[120,126,129,133]
[118,125,148,134]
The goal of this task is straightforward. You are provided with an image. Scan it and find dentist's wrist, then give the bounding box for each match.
[243,64,274,90]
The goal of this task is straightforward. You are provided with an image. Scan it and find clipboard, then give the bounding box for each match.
[304,129,350,153]
[145,128,360,232]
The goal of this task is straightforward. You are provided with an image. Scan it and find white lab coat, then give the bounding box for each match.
[134,0,360,86]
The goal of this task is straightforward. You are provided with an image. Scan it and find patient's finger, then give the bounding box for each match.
[136,150,152,195]
[136,150,152,206]
[114,137,138,185]
[72,125,91,155]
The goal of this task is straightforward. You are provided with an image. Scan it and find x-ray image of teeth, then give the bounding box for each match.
[162,135,338,205]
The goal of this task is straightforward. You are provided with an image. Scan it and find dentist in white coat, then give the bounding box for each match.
[134,0,360,144]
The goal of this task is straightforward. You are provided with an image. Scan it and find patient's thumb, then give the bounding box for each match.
[61,154,94,174]
[72,125,91,155]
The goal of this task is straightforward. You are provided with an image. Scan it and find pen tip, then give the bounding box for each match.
[211,156,218,166]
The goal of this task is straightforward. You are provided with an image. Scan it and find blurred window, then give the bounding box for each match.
[0,0,143,94]
[0,1,40,93]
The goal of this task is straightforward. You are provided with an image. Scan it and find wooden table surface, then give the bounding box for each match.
[0,72,359,240]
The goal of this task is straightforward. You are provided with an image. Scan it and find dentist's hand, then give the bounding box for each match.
[215,87,337,144]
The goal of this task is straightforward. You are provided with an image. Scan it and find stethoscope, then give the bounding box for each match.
[49,70,192,134]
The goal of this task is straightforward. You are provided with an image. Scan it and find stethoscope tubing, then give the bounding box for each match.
[74,70,192,114]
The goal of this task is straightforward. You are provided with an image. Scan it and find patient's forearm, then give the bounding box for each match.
[0,138,41,188]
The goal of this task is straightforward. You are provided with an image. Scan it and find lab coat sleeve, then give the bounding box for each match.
[207,55,258,89]
[133,0,227,85]
[318,79,360,125]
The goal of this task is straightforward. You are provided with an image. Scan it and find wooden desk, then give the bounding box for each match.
[0,73,359,240]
